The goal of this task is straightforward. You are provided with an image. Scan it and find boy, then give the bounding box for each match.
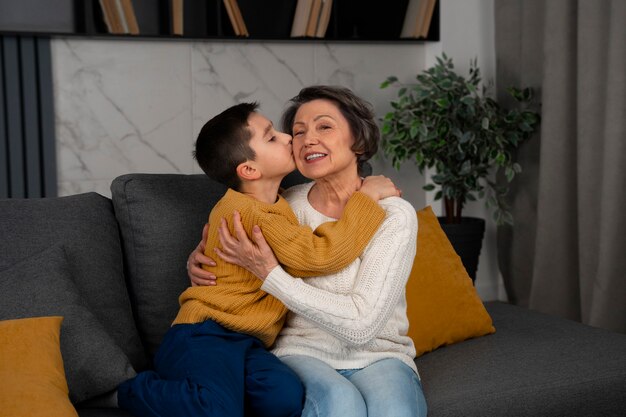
[118,102,396,417]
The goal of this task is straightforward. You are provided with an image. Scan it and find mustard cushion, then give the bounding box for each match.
[407,206,496,357]
[0,316,78,417]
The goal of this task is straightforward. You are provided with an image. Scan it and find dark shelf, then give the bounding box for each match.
[0,0,440,43]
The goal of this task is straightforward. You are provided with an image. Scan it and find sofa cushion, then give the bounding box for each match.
[0,316,78,417]
[111,174,228,358]
[416,301,626,417]
[0,193,147,373]
[406,206,495,356]
[0,245,136,403]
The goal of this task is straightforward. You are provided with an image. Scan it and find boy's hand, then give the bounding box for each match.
[359,175,401,201]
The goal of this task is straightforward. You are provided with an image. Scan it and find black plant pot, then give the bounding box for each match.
[438,217,486,283]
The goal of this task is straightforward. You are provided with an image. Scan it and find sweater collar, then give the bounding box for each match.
[225,188,290,211]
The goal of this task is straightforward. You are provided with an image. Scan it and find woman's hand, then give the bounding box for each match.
[360,175,402,201]
[187,223,217,286]
[215,211,279,281]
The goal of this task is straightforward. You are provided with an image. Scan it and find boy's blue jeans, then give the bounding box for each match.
[280,355,427,417]
[118,320,304,417]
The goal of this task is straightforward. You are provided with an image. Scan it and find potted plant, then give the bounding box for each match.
[380,53,540,280]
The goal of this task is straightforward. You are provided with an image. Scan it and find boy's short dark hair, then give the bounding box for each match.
[281,86,379,177]
[194,102,259,190]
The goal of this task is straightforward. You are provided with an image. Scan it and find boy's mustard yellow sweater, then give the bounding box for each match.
[173,189,385,347]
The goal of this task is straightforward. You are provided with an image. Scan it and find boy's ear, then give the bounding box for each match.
[236,160,261,181]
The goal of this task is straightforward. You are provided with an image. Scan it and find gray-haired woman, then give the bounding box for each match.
[189,86,427,417]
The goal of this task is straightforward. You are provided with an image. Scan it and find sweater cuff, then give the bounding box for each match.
[261,265,295,299]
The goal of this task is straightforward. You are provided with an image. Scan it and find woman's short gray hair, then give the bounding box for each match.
[281,86,379,176]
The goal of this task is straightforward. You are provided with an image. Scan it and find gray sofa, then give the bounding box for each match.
[1,173,625,417]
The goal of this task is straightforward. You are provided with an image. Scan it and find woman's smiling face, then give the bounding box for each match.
[291,99,358,180]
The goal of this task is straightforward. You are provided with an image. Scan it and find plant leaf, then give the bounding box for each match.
[505,166,515,182]
[436,98,449,108]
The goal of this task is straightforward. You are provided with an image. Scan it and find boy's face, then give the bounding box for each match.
[246,112,296,180]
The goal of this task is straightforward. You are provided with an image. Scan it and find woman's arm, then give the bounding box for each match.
[187,223,217,286]
[260,199,417,346]
[215,198,418,346]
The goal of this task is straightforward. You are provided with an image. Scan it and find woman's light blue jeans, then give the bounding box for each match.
[280,355,427,417]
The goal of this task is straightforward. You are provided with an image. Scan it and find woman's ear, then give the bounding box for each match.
[236,161,261,181]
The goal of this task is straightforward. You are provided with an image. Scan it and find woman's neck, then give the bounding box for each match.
[308,171,362,219]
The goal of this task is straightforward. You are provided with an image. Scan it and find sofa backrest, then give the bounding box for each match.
[0,192,148,372]
[110,171,311,360]
[111,174,227,359]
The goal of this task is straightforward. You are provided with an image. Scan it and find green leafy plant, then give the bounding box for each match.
[380,53,540,225]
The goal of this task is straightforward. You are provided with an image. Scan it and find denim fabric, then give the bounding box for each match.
[118,320,303,417]
[281,355,427,417]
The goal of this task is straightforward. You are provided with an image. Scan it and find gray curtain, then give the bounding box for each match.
[495,0,626,333]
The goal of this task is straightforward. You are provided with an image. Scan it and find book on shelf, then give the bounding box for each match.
[170,0,183,36]
[115,0,130,33]
[223,0,249,37]
[315,0,333,38]
[291,0,313,37]
[400,0,436,39]
[400,0,421,38]
[305,0,323,37]
[120,0,140,34]
[419,0,437,38]
[223,0,237,35]
[99,0,120,34]
[99,0,141,35]
[291,0,331,39]
[232,0,249,37]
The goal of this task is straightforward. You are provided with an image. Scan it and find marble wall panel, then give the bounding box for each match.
[52,39,194,195]
[52,38,426,204]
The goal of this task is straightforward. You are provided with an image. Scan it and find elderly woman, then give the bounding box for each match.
[189,86,427,417]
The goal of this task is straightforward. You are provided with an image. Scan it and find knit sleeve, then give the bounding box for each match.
[260,191,385,277]
[260,198,418,346]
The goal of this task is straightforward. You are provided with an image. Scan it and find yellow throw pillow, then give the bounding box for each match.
[407,206,496,357]
[0,316,78,417]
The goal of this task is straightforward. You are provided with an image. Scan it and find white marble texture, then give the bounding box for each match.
[52,39,194,188]
[52,38,427,205]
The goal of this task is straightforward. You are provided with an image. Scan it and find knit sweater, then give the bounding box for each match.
[173,188,385,347]
[262,182,419,373]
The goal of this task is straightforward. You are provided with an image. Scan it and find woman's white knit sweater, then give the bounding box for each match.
[261,182,419,374]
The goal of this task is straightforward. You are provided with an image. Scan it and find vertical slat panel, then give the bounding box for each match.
[37,37,57,197]
[2,37,25,198]
[0,39,8,199]
[20,36,42,198]
[0,35,57,198]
